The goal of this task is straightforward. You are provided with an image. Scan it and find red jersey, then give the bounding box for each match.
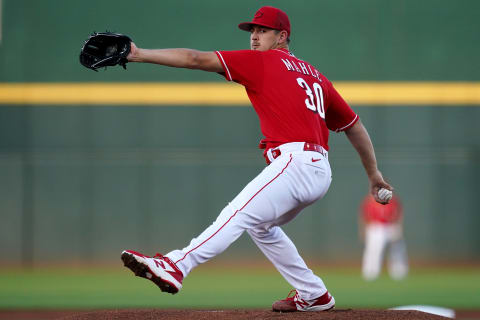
[215,48,358,151]
[361,195,402,224]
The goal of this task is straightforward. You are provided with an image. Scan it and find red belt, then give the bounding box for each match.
[264,142,327,165]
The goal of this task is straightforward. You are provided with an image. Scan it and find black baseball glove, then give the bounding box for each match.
[79,32,132,71]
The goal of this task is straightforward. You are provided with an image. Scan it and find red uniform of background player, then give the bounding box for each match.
[360,194,408,280]
[120,6,393,312]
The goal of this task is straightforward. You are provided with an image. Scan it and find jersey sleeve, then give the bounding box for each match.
[215,50,264,92]
[325,81,359,132]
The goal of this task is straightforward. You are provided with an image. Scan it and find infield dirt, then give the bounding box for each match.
[2,308,469,320]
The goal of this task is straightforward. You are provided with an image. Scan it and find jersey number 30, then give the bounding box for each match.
[296,77,325,119]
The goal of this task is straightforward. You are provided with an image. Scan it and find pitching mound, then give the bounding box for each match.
[57,308,450,320]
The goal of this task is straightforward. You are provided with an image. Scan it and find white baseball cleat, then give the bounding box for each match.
[121,250,183,294]
[272,289,335,312]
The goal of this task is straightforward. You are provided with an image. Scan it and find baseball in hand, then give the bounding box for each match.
[378,188,392,202]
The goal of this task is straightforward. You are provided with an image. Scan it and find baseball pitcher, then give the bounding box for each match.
[117,6,393,312]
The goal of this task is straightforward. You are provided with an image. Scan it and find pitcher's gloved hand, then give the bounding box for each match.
[79,32,132,71]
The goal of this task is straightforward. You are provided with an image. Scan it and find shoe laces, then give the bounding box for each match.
[153,253,181,274]
[284,289,298,301]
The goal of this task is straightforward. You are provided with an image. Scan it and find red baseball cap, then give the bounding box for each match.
[238,6,291,37]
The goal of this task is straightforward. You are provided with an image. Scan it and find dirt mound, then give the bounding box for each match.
[58,308,450,320]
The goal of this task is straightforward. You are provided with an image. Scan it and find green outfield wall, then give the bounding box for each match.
[1,0,479,82]
[0,0,479,266]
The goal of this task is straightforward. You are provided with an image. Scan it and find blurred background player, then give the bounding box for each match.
[359,194,408,281]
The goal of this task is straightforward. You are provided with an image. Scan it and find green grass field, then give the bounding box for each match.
[0,265,478,310]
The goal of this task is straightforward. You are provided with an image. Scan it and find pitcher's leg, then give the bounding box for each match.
[248,226,327,300]
[166,155,298,277]
[166,202,246,276]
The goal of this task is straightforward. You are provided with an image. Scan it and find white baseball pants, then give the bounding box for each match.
[362,223,409,281]
[166,143,332,300]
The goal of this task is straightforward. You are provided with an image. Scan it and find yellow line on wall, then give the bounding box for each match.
[0,82,479,106]
[0,83,246,106]
[336,82,480,105]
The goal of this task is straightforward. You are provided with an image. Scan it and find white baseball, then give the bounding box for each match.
[378,188,392,201]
